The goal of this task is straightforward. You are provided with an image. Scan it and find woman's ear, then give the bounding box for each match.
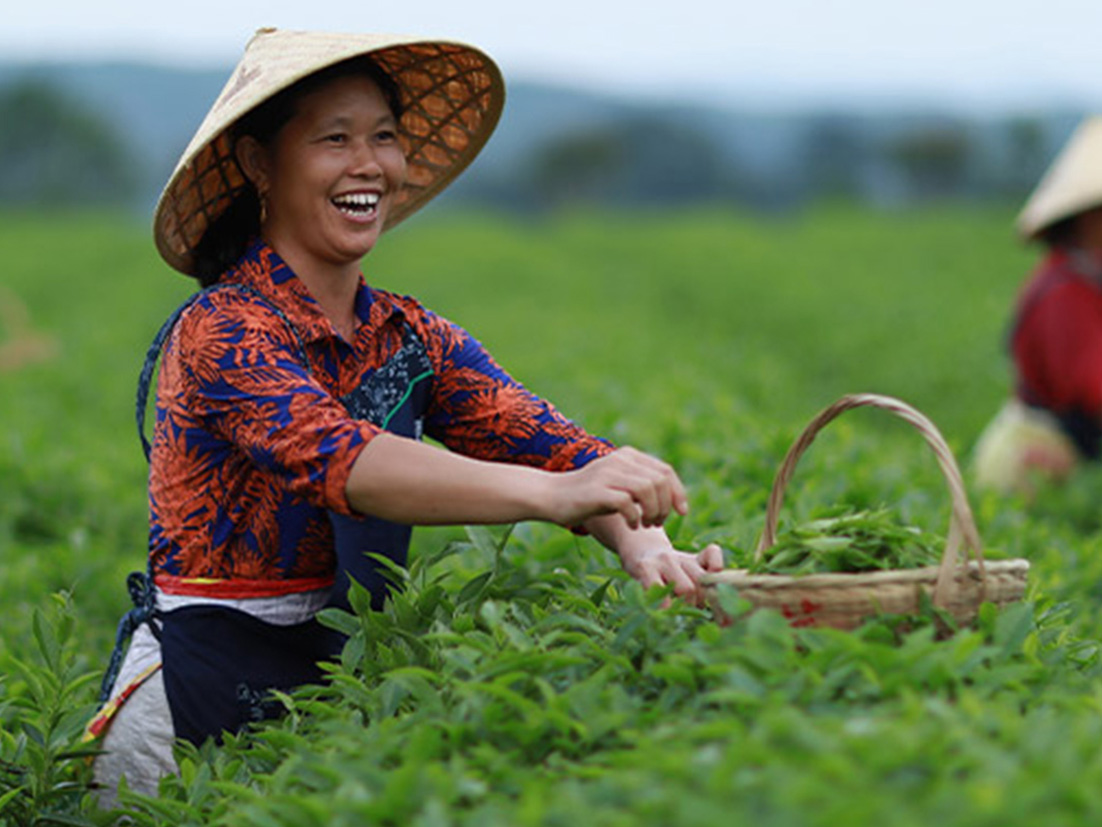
[236,136,270,193]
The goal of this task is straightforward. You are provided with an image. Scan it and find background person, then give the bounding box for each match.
[88,28,723,803]
[974,116,1102,494]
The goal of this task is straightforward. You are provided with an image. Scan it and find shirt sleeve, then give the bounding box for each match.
[169,292,379,513]
[411,305,615,470]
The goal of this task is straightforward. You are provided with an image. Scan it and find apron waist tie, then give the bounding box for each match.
[98,571,159,705]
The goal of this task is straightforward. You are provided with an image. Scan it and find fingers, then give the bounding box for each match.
[626,447,689,519]
[697,543,725,572]
[551,447,692,531]
[622,546,727,608]
[600,447,688,528]
[632,555,694,609]
[612,492,644,531]
[661,555,707,607]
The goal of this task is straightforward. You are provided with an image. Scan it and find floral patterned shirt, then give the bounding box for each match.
[149,241,613,598]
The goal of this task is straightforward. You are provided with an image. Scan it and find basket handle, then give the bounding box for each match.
[756,393,985,607]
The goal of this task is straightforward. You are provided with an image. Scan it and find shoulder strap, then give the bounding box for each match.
[136,283,310,462]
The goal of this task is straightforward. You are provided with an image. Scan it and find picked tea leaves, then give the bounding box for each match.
[749,507,941,575]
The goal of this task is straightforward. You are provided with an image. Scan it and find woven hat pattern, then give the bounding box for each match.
[154,30,504,275]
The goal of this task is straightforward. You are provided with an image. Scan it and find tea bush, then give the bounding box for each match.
[5,205,1102,825]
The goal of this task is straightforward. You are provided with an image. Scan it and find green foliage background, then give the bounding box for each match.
[5,205,1102,825]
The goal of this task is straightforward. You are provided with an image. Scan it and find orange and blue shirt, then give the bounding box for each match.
[150,240,613,599]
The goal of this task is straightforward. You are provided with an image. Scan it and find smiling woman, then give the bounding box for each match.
[235,70,407,338]
[191,54,408,291]
[87,27,723,806]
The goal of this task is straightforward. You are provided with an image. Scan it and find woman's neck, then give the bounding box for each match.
[306,276,360,342]
[274,246,361,341]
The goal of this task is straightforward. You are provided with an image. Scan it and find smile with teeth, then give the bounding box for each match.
[332,192,381,216]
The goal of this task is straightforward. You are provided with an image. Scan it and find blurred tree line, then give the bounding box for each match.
[0,75,1065,214]
[0,80,136,206]
[459,110,1057,213]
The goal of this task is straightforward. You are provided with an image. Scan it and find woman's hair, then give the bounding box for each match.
[192,56,404,285]
[1039,216,1077,250]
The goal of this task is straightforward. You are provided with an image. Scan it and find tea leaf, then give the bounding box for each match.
[750,508,941,575]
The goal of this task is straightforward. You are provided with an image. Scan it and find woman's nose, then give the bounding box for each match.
[350,139,383,176]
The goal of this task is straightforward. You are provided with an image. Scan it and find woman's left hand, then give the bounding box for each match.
[582,499,725,608]
[617,543,725,606]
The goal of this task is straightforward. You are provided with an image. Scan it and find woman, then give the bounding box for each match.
[89,28,723,802]
[974,116,1102,495]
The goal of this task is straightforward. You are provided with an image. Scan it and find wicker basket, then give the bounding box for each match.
[702,393,1030,630]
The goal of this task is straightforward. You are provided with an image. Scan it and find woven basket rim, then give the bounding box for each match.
[702,557,1030,592]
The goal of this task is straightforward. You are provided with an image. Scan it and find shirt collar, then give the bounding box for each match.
[223,239,396,343]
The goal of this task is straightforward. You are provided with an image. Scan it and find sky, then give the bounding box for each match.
[5,0,1102,112]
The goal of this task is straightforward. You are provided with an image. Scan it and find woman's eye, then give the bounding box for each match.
[375,129,397,143]
[325,133,347,144]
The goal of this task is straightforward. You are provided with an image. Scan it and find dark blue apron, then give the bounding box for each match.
[327,323,434,613]
[101,282,433,745]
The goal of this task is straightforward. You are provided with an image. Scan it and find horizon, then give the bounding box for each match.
[0,55,1094,119]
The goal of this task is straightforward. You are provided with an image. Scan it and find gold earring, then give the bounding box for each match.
[258,191,268,224]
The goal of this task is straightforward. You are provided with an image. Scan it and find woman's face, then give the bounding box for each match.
[1075,207,1102,254]
[242,73,407,278]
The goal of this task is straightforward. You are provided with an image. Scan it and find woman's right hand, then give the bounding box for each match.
[541,447,689,530]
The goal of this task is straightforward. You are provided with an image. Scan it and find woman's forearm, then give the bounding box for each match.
[344,432,554,525]
[344,435,687,530]
[345,434,724,602]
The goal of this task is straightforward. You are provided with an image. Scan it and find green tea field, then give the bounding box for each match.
[5,205,1102,825]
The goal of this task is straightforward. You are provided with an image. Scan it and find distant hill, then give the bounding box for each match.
[0,62,228,209]
[0,61,1089,214]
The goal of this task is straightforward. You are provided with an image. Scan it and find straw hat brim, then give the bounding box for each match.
[1017,116,1102,240]
[153,28,505,276]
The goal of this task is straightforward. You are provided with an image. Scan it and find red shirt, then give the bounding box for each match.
[150,241,613,598]
[1011,248,1102,421]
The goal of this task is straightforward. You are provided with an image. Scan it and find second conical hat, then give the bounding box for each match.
[1018,116,1102,240]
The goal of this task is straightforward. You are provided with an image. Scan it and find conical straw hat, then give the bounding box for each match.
[154,28,505,276]
[1017,116,1102,240]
